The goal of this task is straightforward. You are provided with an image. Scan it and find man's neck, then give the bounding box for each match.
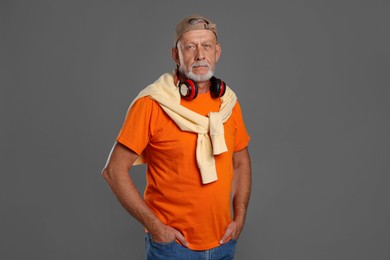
[196,81,210,94]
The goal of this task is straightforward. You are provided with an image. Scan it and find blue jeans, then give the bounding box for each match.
[145,233,237,260]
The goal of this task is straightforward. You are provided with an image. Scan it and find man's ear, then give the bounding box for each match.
[171,47,180,65]
[216,43,222,62]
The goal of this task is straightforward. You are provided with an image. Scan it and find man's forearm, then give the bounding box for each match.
[232,173,251,226]
[232,148,252,225]
[102,166,163,235]
[220,148,252,243]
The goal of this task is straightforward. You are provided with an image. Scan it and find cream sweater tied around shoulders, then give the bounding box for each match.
[128,72,237,184]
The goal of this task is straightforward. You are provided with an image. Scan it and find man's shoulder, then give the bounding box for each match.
[131,96,165,115]
[133,96,158,106]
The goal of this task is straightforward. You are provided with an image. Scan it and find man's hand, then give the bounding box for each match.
[219,220,244,244]
[151,224,189,247]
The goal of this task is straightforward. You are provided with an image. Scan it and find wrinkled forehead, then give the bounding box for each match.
[177,29,218,47]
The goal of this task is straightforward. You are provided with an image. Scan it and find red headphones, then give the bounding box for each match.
[179,76,226,101]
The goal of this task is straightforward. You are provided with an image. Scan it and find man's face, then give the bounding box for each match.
[172,29,221,82]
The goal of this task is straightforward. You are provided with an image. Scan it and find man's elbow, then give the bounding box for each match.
[101,166,115,183]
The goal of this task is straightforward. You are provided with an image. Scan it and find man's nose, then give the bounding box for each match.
[195,48,205,61]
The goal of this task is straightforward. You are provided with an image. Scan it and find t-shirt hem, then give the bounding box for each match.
[234,140,250,152]
[185,240,230,251]
[116,137,143,155]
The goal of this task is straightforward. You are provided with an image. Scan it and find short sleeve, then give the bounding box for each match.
[233,101,251,152]
[116,97,153,155]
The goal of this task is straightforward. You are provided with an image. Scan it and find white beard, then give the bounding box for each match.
[179,61,215,82]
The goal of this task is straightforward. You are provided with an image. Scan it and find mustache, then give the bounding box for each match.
[191,61,210,69]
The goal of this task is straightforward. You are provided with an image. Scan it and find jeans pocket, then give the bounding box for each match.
[150,239,177,246]
[146,233,176,247]
[146,233,179,259]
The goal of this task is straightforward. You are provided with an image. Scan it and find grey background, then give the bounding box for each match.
[1,0,389,259]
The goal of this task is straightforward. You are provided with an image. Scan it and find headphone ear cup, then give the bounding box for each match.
[179,79,198,100]
[210,77,226,98]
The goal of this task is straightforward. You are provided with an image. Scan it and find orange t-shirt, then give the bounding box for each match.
[116,91,250,250]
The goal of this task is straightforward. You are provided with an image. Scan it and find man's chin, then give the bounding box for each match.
[187,71,214,82]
